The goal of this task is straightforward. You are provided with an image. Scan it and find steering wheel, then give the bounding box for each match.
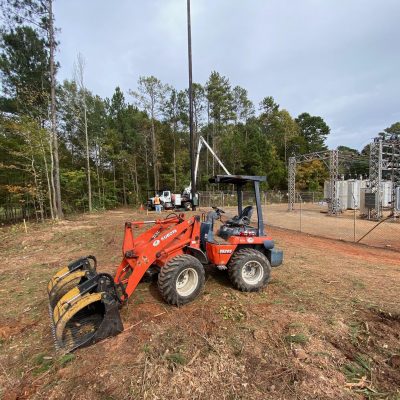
[212,206,225,215]
[165,212,179,219]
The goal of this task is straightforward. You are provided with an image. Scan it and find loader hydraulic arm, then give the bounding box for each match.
[114,214,201,300]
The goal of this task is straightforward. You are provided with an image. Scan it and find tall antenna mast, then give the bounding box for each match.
[187,0,196,210]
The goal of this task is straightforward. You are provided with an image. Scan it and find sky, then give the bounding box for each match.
[54,0,400,151]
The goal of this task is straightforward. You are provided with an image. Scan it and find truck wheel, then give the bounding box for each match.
[228,248,271,292]
[184,201,192,211]
[164,202,173,209]
[158,255,205,305]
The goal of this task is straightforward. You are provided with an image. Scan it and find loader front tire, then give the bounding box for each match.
[158,255,205,306]
[228,248,271,292]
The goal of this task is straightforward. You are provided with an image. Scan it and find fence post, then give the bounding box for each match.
[299,194,302,233]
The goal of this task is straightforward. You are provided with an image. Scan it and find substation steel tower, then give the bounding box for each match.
[288,150,339,215]
[369,138,400,219]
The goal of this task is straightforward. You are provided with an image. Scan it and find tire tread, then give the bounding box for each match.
[158,254,205,305]
[228,248,271,292]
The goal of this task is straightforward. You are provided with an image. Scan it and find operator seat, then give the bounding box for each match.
[218,205,257,239]
[226,205,253,227]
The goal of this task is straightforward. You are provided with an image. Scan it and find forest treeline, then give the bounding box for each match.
[0,0,397,221]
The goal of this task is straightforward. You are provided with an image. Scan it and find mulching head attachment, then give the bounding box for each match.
[47,256,97,309]
[48,257,124,353]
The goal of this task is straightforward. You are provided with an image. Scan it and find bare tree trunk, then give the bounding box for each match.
[206,102,210,189]
[145,141,149,191]
[83,105,92,211]
[39,134,54,219]
[212,122,216,176]
[98,141,104,208]
[134,156,139,204]
[122,172,127,206]
[95,142,101,208]
[26,131,44,222]
[32,164,44,222]
[48,0,63,219]
[75,53,92,212]
[113,162,116,194]
[173,122,177,192]
[129,157,140,206]
[48,130,57,217]
[150,115,158,189]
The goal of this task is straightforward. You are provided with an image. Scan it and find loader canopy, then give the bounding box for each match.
[209,175,266,236]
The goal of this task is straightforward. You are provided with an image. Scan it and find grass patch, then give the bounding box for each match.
[58,353,75,367]
[284,333,308,345]
[342,353,380,397]
[288,322,303,329]
[165,352,186,366]
[133,293,144,306]
[218,305,245,322]
[348,321,370,345]
[343,354,371,383]
[349,321,362,345]
[143,343,151,353]
[351,279,366,290]
[33,353,53,375]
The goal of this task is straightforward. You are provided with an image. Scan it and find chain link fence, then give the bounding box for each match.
[198,190,322,208]
[198,190,400,252]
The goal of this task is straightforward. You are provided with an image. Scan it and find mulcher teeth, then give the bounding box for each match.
[48,303,59,351]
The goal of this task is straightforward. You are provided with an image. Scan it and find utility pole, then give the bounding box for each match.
[187,0,196,210]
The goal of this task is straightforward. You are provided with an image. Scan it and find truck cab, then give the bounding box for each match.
[148,190,173,210]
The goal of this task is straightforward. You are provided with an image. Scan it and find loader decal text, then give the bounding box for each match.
[161,229,177,241]
[218,249,233,254]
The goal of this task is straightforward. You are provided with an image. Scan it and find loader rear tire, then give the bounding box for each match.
[158,255,205,306]
[228,248,271,292]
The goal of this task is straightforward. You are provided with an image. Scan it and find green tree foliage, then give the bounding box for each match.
[296,160,328,191]
[206,71,235,126]
[233,86,254,124]
[0,26,49,118]
[295,112,330,153]
[0,0,64,219]
[379,121,400,140]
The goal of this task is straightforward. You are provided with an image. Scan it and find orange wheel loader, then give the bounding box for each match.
[47,175,283,352]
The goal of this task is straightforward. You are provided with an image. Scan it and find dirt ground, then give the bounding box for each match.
[0,208,399,400]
